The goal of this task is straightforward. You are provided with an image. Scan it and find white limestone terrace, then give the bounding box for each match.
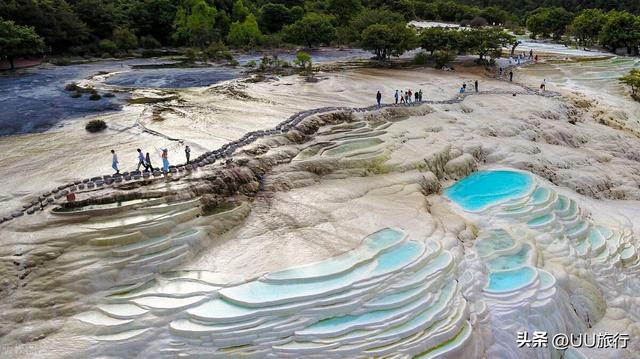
[0,58,553,224]
[5,54,640,358]
[71,228,480,358]
[446,170,640,358]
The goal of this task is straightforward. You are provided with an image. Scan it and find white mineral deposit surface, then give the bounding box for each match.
[1,50,640,358]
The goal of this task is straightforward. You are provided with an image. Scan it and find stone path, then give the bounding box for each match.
[0,61,558,224]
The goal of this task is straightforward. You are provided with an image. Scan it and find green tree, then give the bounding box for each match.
[173,0,218,48]
[434,1,479,22]
[360,23,416,60]
[464,28,516,60]
[113,26,138,51]
[0,0,88,51]
[259,3,297,33]
[599,11,640,54]
[0,19,45,69]
[432,49,456,69]
[367,0,417,20]
[293,50,313,78]
[419,27,461,55]
[140,35,161,49]
[67,0,127,40]
[98,38,117,55]
[282,13,336,48]
[327,0,362,26]
[227,13,263,47]
[620,68,640,97]
[128,0,178,45]
[480,6,510,25]
[231,0,249,22]
[346,8,405,44]
[526,7,574,40]
[569,9,607,48]
[294,51,312,69]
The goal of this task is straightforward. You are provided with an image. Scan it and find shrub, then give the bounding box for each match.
[184,48,198,62]
[51,58,71,66]
[364,156,393,176]
[246,59,257,67]
[68,46,88,56]
[432,50,456,69]
[89,93,102,101]
[140,35,161,49]
[293,51,312,69]
[99,39,118,55]
[227,14,263,47]
[205,42,234,61]
[113,27,138,51]
[620,69,640,97]
[85,119,107,132]
[470,16,488,27]
[411,51,429,65]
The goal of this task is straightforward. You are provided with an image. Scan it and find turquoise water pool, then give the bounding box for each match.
[486,245,531,271]
[444,170,534,211]
[485,267,536,293]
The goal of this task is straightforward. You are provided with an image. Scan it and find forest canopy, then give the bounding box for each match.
[1,0,640,61]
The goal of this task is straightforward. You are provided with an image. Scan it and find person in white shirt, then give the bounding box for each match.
[136,148,147,171]
[111,149,119,174]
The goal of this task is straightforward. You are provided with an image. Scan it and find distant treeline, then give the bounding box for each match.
[456,0,640,16]
[1,0,640,67]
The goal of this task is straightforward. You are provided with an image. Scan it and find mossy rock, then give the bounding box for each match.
[85,119,107,133]
[64,83,79,91]
[70,92,82,98]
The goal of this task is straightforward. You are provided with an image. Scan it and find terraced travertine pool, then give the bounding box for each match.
[444,170,534,212]
[74,228,473,357]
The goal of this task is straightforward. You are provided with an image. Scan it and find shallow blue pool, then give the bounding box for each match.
[444,170,534,211]
[485,266,536,293]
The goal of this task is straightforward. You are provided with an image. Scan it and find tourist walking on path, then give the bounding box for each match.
[414,91,418,102]
[394,90,399,104]
[540,79,547,92]
[376,91,382,106]
[509,71,513,82]
[185,145,191,164]
[400,94,405,104]
[418,89,423,101]
[529,49,533,59]
[474,80,478,92]
[459,85,465,96]
[161,149,169,172]
[145,152,153,171]
[111,150,119,175]
[136,149,146,171]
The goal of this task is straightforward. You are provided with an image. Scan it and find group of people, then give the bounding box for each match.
[396,89,423,104]
[376,80,484,106]
[458,80,480,95]
[508,49,537,66]
[110,145,192,175]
